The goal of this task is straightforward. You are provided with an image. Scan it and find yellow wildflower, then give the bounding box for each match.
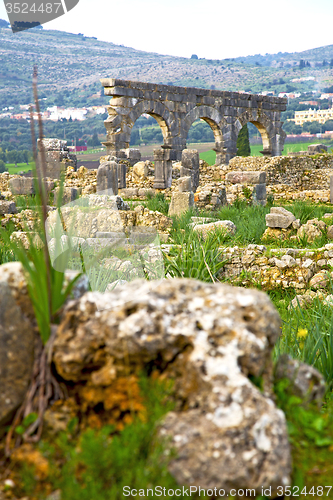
[297,328,308,339]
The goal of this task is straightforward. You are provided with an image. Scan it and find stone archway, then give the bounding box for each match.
[182,105,227,164]
[100,78,287,164]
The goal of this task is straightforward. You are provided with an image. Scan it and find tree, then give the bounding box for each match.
[191,54,198,59]
[0,160,6,173]
[236,124,251,156]
[90,131,100,147]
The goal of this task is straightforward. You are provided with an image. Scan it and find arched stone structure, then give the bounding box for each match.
[101,78,287,164]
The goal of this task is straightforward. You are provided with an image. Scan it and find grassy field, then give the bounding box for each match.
[199,149,216,164]
[5,162,34,174]
[251,141,333,157]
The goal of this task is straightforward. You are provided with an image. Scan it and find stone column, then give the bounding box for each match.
[118,163,127,189]
[180,149,200,191]
[153,148,172,189]
[96,161,119,195]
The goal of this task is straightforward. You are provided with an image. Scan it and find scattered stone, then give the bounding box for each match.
[265,207,296,229]
[10,231,43,250]
[168,191,194,216]
[292,219,301,230]
[297,219,326,242]
[309,270,333,290]
[119,187,139,198]
[0,200,16,215]
[275,354,326,406]
[193,220,236,239]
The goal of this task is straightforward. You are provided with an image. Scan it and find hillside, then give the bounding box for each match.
[1,23,333,111]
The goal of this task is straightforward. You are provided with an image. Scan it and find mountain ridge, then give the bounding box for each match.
[1,22,333,110]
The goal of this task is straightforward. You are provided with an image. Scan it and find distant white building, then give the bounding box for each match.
[48,106,88,121]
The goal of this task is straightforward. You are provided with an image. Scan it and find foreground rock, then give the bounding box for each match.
[53,278,291,495]
[0,263,35,431]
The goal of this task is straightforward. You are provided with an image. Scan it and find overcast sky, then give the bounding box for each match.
[1,0,333,59]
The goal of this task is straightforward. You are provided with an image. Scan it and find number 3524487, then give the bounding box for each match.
[277,485,332,496]
[5,3,62,14]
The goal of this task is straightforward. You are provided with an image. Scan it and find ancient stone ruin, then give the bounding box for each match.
[100,78,287,167]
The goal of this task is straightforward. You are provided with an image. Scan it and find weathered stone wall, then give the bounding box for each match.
[219,243,333,293]
[226,155,333,190]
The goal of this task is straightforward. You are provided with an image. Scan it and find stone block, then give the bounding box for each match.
[97,161,119,195]
[266,207,296,229]
[226,171,266,184]
[54,187,79,205]
[193,220,237,239]
[253,183,267,205]
[178,176,192,192]
[9,177,35,195]
[181,149,200,191]
[308,143,327,154]
[168,191,194,216]
[119,188,139,198]
[125,148,141,166]
[138,188,155,198]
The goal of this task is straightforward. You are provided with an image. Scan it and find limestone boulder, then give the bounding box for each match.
[193,220,236,239]
[53,279,291,495]
[0,262,35,431]
[132,161,149,182]
[265,207,296,229]
[297,219,326,243]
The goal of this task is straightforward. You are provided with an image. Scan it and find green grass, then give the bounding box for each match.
[6,162,34,174]
[250,141,333,157]
[199,150,216,165]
